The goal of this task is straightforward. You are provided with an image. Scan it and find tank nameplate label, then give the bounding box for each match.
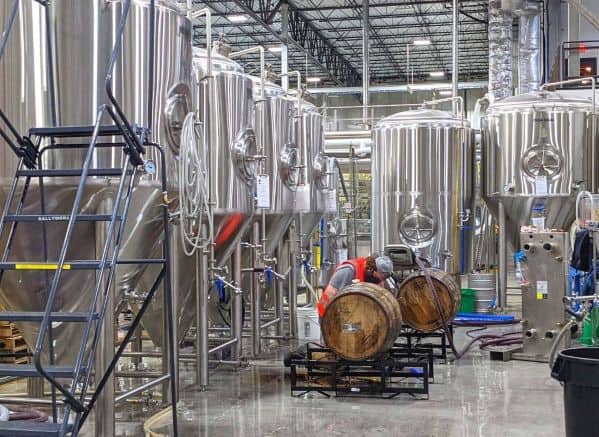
[256,175,270,208]
[536,280,548,300]
[535,176,547,194]
[342,323,362,333]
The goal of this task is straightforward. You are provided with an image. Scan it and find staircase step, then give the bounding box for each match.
[4,214,120,223]
[29,124,124,138]
[0,259,166,271]
[17,168,125,178]
[0,364,85,378]
[0,261,108,270]
[0,421,73,436]
[0,312,99,322]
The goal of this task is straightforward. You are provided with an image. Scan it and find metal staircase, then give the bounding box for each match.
[0,0,179,435]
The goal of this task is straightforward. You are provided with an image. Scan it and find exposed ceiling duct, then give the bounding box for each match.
[488,0,513,101]
[488,0,542,101]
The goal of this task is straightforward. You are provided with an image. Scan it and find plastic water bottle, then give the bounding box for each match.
[514,250,528,285]
[531,203,546,231]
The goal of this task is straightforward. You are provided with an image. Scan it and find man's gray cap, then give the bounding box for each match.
[375,255,394,275]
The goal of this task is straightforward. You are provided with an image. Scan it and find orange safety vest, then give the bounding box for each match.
[317,257,368,318]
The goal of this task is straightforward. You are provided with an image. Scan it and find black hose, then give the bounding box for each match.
[414,258,522,359]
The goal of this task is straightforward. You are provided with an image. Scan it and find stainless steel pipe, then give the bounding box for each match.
[362,0,369,125]
[198,237,209,389]
[95,198,115,437]
[232,244,243,362]
[498,200,507,311]
[251,223,262,356]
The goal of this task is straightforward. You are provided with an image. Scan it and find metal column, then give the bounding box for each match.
[95,198,115,437]
[231,244,243,362]
[288,223,298,338]
[362,0,369,126]
[498,200,508,311]
[280,3,289,92]
[251,223,262,356]
[196,234,209,389]
[452,0,459,111]
[275,243,285,337]
[567,3,580,79]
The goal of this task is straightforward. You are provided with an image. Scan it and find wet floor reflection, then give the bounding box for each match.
[147,343,564,437]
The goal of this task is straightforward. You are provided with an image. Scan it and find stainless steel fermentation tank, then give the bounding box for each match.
[192,48,256,266]
[482,91,599,250]
[295,99,329,249]
[0,0,194,358]
[371,108,473,273]
[250,77,297,257]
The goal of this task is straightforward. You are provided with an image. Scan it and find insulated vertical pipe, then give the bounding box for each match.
[452,0,459,112]
[519,10,541,94]
[231,244,243,362]
[498,200,507,311]
[488,0,513,101]
[362,0,369,126]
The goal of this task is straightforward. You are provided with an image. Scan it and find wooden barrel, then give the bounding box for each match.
[321,282,402,361]
[397,269,461,332]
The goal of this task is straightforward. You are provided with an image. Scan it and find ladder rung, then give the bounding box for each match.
[0,311,99,322]
[0,364,86,378]
[4,214,120,223]
[0,259,166,270]
[0,262,105,270]
[0,421,72,436]
[29,125,124,138]
[16,168,125,178]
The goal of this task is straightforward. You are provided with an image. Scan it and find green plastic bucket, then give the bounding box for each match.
[459,288,476,314]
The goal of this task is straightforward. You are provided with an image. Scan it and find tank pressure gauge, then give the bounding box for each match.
[144,160,157,175]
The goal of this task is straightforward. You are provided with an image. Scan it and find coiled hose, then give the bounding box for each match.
[178,112,213,256]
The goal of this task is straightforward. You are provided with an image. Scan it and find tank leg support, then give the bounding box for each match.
[498,200,508,312]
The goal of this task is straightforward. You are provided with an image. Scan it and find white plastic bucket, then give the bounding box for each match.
[296,306,321,341]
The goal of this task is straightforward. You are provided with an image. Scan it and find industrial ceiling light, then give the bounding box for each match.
[306,77,321,83]
[412,39,431,46]
[268,46,283,53]
[438,90,452,96]
[429,71,445,78]
[227,14,249,23]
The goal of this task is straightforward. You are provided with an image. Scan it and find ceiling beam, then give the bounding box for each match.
[220,0,361,85]
[294,1,486,12]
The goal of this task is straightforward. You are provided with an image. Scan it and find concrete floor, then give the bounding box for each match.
[0,281,566,436]
[144,330,566,437]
